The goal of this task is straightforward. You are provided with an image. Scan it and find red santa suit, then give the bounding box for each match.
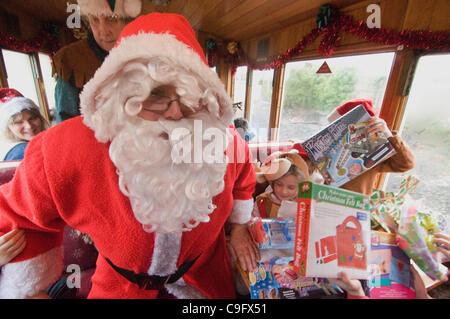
[0,12,255,299]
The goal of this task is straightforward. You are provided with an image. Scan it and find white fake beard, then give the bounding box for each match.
[109,111,230,234]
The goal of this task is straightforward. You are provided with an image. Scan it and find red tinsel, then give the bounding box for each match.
[0,28,60,57]
[220,9,450,74]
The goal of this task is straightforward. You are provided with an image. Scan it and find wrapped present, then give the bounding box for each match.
[396,195,448,281]
[369,176,449,281]
[370,176,420,232]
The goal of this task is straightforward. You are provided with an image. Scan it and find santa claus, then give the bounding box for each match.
[0,12,255,298]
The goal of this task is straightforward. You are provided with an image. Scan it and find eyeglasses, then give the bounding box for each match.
[143,92,199,117]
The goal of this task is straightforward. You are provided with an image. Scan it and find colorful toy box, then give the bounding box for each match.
[369,231,415,298]
[249,256,344,299]
[293,182,371,279]
[301,104,395,187]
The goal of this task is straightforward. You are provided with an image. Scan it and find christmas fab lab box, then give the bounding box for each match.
[294,182,371,279]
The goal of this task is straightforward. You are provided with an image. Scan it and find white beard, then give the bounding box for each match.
[109,111,230,234]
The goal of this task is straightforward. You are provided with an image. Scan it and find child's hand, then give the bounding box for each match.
[0,229,27,266]
[410,265,433,299]
[433,233,450,263]
[329,271,365,297]
[367,117,393,138]
[228,223,260,272]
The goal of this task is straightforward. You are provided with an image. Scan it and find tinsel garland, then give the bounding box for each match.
[209,5,450,74]
[0,26,60,57]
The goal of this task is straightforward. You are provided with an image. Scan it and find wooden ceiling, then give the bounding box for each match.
[2,0,363,42]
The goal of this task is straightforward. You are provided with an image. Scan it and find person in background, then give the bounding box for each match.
[53,0,142,123]
[0,88,49,161]
[326,98,415,195]
[233,117,255,142]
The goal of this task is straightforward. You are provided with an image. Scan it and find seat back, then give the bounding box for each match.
[0,160,20,185]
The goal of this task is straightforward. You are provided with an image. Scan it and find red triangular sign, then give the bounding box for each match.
[316,61,332,74]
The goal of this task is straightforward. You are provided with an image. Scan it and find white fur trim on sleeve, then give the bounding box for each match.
[0,246,62,299]
[228,199,254,224]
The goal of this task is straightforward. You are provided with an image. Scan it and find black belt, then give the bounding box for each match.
[105,255,199,291]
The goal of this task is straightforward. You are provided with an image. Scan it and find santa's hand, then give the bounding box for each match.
[433,233,450,263]
[229,223,260,272]
[367,116,393,138]
[0,229,27,267]
[329,271,365,297]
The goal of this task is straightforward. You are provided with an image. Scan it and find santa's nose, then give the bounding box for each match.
[162,100,183,120]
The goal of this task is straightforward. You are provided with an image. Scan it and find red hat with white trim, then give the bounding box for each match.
[327,99,375,123]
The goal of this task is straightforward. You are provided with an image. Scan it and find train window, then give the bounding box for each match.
[38,53,57,121]
[233,66,247,119]
[278,52,395,141]
[249,69,274,140]
[383,54,450,214]
[1,49,40,105]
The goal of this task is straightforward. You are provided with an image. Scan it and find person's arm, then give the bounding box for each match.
[0,133,65,298]
[226,128,259,271]
[228,223,260,272]
[54,75,81,123]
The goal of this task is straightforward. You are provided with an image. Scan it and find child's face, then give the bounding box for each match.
[272,174,299,202]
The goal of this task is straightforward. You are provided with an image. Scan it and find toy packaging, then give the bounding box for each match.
[301,104,396,187]
[248,217,296,250]
[396,195,448,281]
[249,256,345,299]
[369,231,415,299]
[293,182,371,279]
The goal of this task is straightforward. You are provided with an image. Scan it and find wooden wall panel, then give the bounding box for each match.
[240,0,412,64]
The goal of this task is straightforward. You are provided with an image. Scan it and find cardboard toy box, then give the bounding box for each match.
[369,231,415,298]
[294,182,371,279]
[301,104,395,187]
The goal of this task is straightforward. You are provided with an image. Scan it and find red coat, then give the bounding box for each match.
[0,117,255,299]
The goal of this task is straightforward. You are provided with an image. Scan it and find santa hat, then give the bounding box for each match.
[80,12,234,140]
[0,88,39,133]
[291,142,310,160]
[327,99,375,123]
[255,149,310,184]
[78,0,142,18]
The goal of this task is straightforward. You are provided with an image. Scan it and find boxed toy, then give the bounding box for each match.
[293,182,371,279]
[249,256,345,299]
[301,104,396,187]
[248,217,296,250]
[369,231,415,298]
